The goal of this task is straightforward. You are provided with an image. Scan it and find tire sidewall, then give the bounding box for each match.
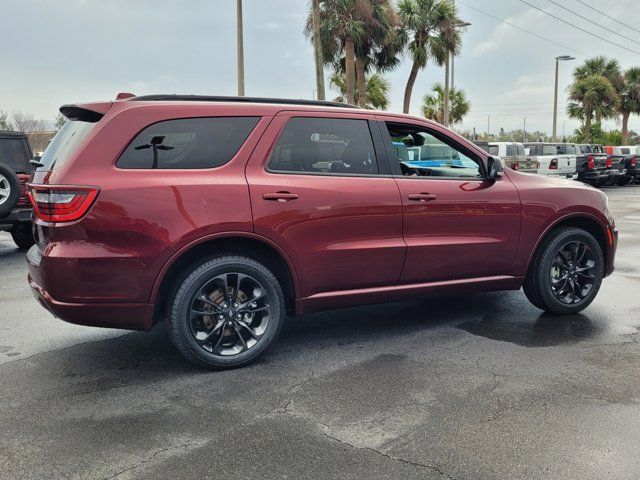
[11,222,35,250]
[0,163,20,218]
[170,257,284,368]
[539,230,604,314]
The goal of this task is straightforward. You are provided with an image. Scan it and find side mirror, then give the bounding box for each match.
[487,156,504,180]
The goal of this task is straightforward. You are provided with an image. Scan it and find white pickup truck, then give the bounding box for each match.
[484,142,538,173]
[523,142,577,179]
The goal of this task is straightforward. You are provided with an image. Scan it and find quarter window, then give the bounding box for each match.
[268,117,379,175]
[117,117,259,169]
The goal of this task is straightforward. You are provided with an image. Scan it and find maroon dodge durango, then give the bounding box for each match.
[27,95,617,368]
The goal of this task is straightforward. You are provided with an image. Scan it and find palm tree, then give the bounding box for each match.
[421,83,469,124]
[618,67,640,144]
[573,56,622,123]
[568,74,620,143]
[398,0,462,114]
[331,72,390,109]
[305,0,370,104]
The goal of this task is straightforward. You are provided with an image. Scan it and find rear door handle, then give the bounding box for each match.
[408,193,437,202]
[262,191,299,202]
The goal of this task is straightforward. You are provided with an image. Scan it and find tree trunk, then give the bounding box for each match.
[355,56,367,108]
[584,114,591,144]
[311,0,325,100]
[443,54,451,126]
[595,111,601,125]
[403,61,420,114]
[344,36,356,105]
[622,111,630,145]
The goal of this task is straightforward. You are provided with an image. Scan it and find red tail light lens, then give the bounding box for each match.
[27,185,99,223]
[587,156,595,170]
[549,158,558,170]
[631,156,637,167]
[606,157,613,168]
[510,162,519,170]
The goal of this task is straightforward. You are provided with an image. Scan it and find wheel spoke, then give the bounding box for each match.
[197,295,222,311]
[233,325,249,351]
[237,320,260,340]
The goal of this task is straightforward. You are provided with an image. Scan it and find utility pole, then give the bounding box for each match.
[236,0,245,96]
[552,55,574,142]
[443,55,450,127]
[487,115,490,137]
[311,0,325,100]
[523,117,527,142]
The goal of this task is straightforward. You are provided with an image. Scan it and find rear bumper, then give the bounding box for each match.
[0,208,33,230]
[27,245,154,331]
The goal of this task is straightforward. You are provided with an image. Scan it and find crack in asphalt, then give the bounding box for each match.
[318,425,457,480]
[102,440,212,479]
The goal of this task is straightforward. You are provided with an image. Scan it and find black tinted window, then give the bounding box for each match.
[38,120,94,171]
[268,117,378,175]
[621,148,630,154]
[0,137,31,172]
[118,117,259,169]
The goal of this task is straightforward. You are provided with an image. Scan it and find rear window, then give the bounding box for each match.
[0,137,32,173]
[117,117,259,169]
[542,145,557,155]
[37,121,94,171]
[488,145,499,155]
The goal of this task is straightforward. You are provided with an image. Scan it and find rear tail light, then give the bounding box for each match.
[549,158,558,170]
[631,156,637,167]
[510,162,519,170]
[587,156,595,170]
[606,156,613,168]
[27,185,99,223]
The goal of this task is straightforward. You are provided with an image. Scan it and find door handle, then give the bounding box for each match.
[408,193,437,202]
[262,191,299,202]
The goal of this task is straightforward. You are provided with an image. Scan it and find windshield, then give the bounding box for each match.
[37,120,95,171]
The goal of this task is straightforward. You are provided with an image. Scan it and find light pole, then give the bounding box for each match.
[237,0,245,96]
[444,19,471,127]
[552,55,574,142]
[311,0,325,100]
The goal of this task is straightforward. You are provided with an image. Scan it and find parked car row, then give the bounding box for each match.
[474,141,639,187]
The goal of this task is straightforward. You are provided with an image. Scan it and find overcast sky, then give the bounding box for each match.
[3,0,640,136]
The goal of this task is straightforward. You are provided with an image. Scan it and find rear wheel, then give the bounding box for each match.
[167,255,285,369]
[11,223,35,250]
[523,227,604,315]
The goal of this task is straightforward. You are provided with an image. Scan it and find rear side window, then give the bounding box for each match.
[117,117,259,169]
[268,117,379,175]
[37,120,94,171]
[0,137,31,172]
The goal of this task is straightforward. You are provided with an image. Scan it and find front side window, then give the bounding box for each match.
[117,117,259,169]
[385,122,482,178]
[268,117,379,175]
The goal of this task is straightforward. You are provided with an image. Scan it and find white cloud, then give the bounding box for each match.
[473,9,546,56]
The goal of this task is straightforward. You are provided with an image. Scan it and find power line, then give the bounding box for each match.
[517,0,640,55]
[456,0,586,56]
[575,0,640,37]
[546,0,640,47]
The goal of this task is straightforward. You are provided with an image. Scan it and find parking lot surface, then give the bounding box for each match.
[1,186,639,480]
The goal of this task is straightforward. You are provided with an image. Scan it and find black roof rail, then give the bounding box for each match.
[130,94,359,109]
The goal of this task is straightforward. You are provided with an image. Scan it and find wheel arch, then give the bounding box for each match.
[151,232,300,323]
[524,213,610,276]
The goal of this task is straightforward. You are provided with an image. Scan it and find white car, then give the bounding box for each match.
[523,142,576,179]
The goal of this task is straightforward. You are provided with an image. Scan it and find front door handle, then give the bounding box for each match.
[408,193,438,202]
[262,191,299,202]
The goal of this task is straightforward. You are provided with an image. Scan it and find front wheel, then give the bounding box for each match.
[167,255,285,369]
[523,227,604,315]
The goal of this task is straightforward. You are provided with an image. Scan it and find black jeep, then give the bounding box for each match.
[0,130,35,249]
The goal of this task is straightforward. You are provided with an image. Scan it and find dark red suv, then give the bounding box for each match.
[27,95,617,368]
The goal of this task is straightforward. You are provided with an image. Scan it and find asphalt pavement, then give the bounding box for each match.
[1,186,639,479]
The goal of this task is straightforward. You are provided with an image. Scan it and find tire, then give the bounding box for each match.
[523,227,604,315]
[167,255,285,369]
[617,177,631,186]
[11,222,35,250]
[0,163,20,218]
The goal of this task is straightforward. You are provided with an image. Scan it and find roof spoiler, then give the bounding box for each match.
[59,102,112,122]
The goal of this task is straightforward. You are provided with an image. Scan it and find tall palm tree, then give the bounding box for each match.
[573,56,622,123]
[421,83,469,124]
[305,0,370,104]
[331,72,390,110]
[618,67,640,144]
[398,0,462,114]
[568,74,620,143]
